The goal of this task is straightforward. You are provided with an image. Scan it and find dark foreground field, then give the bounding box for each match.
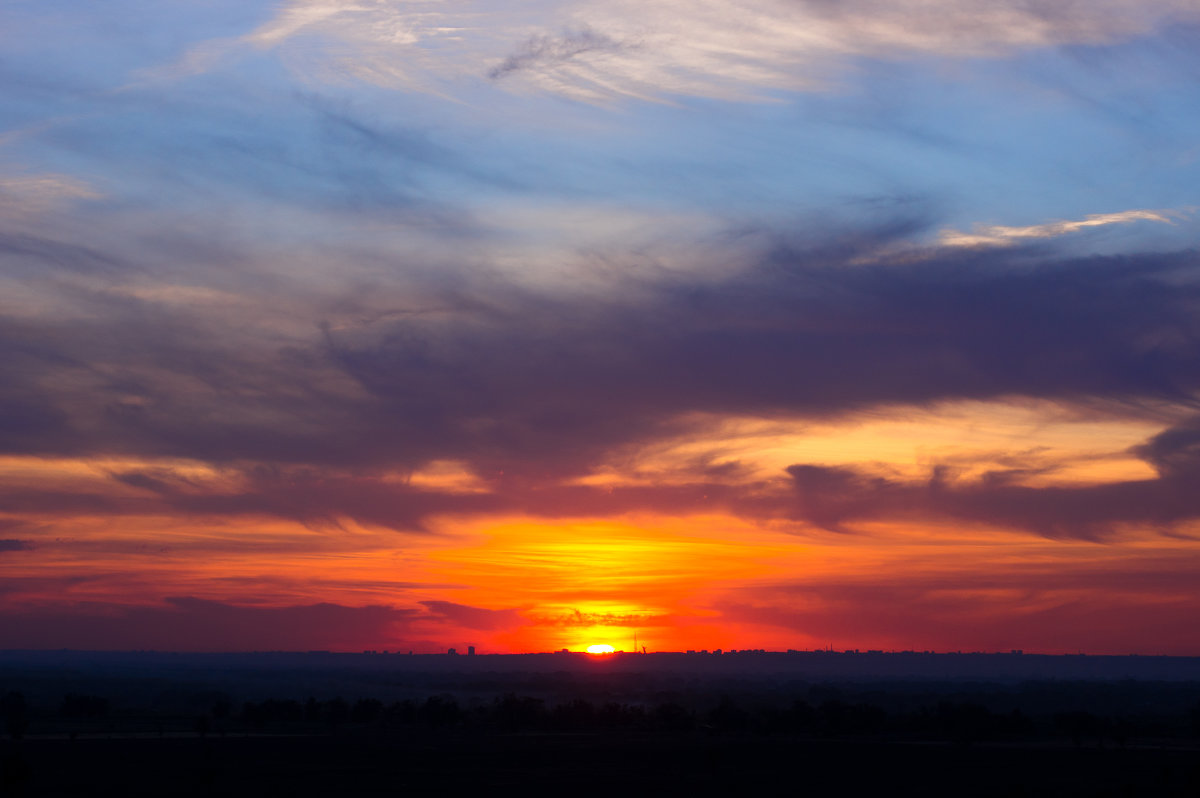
[4,652,1200,796]
[4,730,1200,797]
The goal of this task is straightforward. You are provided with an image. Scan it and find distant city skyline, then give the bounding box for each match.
[2,1,1200,654]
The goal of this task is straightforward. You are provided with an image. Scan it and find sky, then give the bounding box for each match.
[2,0,1200,655]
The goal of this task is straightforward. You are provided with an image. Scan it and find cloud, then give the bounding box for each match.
[419,600,524,630]
[0,596,531,651]
[537,608,670,627]
[4,216,1200,474]
[157,0,1200,103]
[938,209,1181,248]
[1133,417,1200,476]
[781,413,1200,538]
[317,242,1200,478]
[487,26,625,81]
[0,173,102,217]
[0,408,1190,542]
[718,552,1200,653]
[3,195,1200,540]
[0,539,33,553]
[0,597,420,651]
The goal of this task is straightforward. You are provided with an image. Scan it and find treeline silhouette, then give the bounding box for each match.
[6,682,1200,746]
[6,685,1200,797]
[225,691,1200,746]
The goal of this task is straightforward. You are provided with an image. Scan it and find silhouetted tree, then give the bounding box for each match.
[936,701,995,744]
[1055,711,1104,747]
[211,697,231,721]
[243,699,304,728]
[551,698,595,731]
[494,694,545,730]
[598,701,641,729]
[323,697,350,730]
[387,699,418,725]
[707,696,749,733]
[818,700,848,737]
[351,698,382,724]
[1,692,28,740]
[194,714,210,737]
[787,699,816,733]
[60,693,110,719]
[653,702,694,732]
[418,695,461,729]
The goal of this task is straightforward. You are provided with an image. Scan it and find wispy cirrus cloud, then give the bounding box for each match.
[153,0,1200,102]
[939,208,1183,248]
[0,173,102,216]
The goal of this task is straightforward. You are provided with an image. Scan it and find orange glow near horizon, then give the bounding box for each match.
[3,401,1200,654]
[4,504,1200,653]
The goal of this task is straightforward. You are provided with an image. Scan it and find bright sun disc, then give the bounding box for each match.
[586,644,615,654]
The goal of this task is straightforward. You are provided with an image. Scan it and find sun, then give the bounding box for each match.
[585,644,616,654]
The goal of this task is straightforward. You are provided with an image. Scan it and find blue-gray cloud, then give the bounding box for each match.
[0,539,33,553]
[0,597,418,651]
[419,600,523,630]
[4,227,1199,473]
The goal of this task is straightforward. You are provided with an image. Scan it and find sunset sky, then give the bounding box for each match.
[3,0,1200,654]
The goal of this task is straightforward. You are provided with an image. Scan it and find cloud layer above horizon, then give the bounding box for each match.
[2,0,1200,654]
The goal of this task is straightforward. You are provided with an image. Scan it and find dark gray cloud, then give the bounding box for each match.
[419,600,523,630]
[11,221,1200,471]
[0,231,125,276]
[24,465,753,533]
[488,27,626,80]
[0,487,121,515]
[319,242,1200,476]
[0,597,523,651]
[26,412,1187,541]
[1132,418,1200,476]
[0,597,419,651]
[4,214,1200,537]
[0,539,33,553]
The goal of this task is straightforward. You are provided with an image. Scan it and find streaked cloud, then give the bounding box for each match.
[719,549,1200,654]
[157,0,1200,102]
[419,599,523,630]
[0,173,102,216]
[0,597,419,651]
[939,208,1182,248]
[0,539,33,553]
